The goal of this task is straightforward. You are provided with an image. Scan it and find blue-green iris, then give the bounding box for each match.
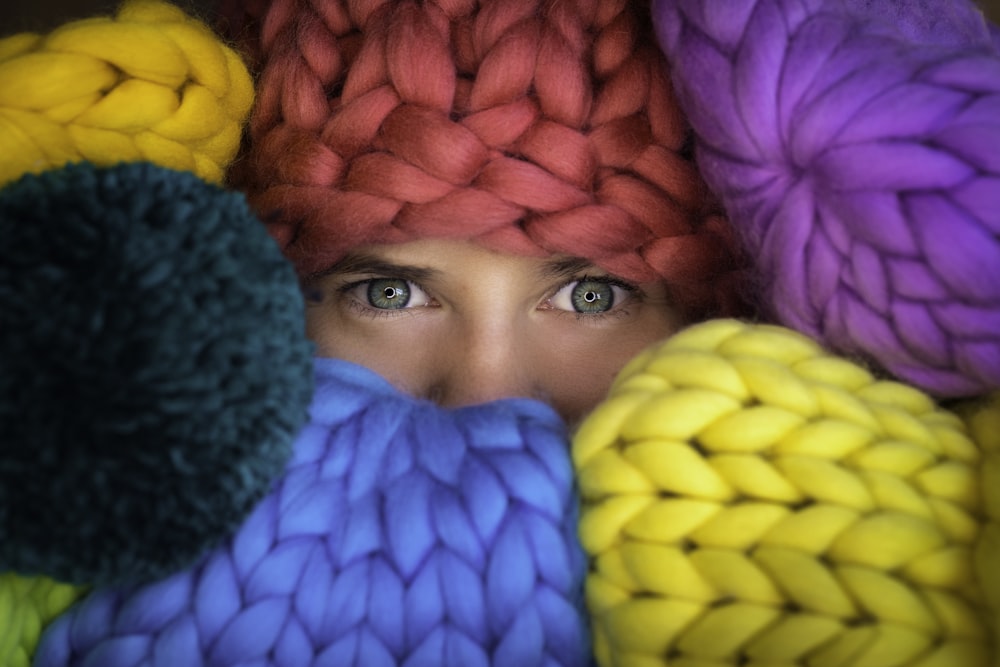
[571,280,614,313]
[368,279,411,309]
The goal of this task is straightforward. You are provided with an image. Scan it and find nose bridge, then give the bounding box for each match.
[433,315,540,408]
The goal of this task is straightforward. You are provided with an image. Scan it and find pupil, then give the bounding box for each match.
[572,280,613,313]
[368,279,410,309]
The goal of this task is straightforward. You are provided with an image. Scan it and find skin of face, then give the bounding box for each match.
[303,238,681,426]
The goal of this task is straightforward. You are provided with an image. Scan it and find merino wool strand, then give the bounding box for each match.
[652,0,1000,396]
[574,319,992,667]
[0,0,253,186]
[0,576,84,667]
[958,392,1000,658]
[220,0,750,320]
[32,359,591,667]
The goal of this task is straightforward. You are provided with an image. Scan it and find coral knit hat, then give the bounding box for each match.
[221,0,749,319]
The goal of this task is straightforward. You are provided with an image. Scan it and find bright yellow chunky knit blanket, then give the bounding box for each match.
[574,319,995,667]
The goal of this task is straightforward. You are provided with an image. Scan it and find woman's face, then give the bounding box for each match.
[304,239,680,425]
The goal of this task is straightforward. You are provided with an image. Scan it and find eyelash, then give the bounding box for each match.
[330,274,639,319]
[550,275,638,321]
[346,300,409,320]
[337,278,430,319]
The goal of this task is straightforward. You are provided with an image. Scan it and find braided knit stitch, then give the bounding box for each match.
[0,0,253,186]
[34,358,590,667]
[221,0,748,319]
[574,319,989,666]
[651,0,1000,397]
[958,392,1000,663]
[0,576,84,667]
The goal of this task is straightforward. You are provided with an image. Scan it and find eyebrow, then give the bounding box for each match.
[315,251,597,284]
[319,253,440,283]
[537,256,598,281]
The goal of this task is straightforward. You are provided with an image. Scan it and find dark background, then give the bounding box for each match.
[1,0,219,32]
[3,0,999,34]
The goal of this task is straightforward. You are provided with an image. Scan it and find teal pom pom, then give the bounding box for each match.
[0,162,314,586]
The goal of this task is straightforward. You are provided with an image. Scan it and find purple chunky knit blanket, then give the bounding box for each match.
[652,0,1000,397]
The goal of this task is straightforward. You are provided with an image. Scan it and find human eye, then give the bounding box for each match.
[342,277,435,314]
[546,276,636,315]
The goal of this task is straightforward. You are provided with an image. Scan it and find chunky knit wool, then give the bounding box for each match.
[0,575,84,667]
[958,392,1000,660]
[651,0,1000,397]
[0,0,253,185]
[33,358,590,667]
[5,2,1000,667]
[574,319,990,666]
[220,0,749,319]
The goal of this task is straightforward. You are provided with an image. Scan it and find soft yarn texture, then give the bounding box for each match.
[221,0,749,319]
[0,0,254,186]
[843,0,997,47]
[0,575,84,667]
[0,161,314,586]
[651,0,1000,397]
[574,319,989,666]
[33,357,590,667]
[958,392,1000,660]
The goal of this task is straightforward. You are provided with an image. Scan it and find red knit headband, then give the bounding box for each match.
[222,0,749,317]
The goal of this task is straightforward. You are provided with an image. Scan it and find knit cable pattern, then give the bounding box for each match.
[651,0,1000,397]
[223,0,747,318]
[574,319,989,666]
[0,575,84,667]
[0,0,254,186]
[958,391,1000,661]
[33,357,590,667]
